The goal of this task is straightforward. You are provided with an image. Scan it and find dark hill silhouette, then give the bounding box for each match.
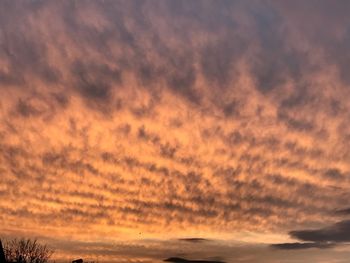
[164,257,225,263]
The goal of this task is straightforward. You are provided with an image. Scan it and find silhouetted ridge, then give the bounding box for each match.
[271,242,335,250]
[164,257,225,263]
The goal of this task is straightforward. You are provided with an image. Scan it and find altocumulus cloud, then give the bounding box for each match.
[2,1,350,262]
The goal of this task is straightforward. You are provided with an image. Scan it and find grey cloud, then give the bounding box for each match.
[12,94,69,120]
[70,60,122,112]
[164,257,225,263]
[16,99,44,118]
[290,220,350,243]
[0,0,347,159]
[272,218,350,251]
[277,111,315,132]
[271,218,350,251]
[271,242,335,250]
[335,207,350,215]
[324,168,346,180]
[0,0,315,115]
[178,238,210,243]
[200,37,243,89]
[251,10,291,93]
[0,5,60,87]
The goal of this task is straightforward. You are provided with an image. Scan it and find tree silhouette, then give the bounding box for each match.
[3,238,53,263]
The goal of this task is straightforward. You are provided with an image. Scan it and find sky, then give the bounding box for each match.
[1,0,350,262]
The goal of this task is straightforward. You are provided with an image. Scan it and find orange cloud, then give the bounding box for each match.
[1,1,350,262]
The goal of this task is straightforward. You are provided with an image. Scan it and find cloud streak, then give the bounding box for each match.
[290,220,350,243]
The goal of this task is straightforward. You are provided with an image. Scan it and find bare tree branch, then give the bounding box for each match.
[3,238,54,263]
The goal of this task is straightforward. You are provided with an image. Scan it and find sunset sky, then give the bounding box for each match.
[2,1,350,262]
